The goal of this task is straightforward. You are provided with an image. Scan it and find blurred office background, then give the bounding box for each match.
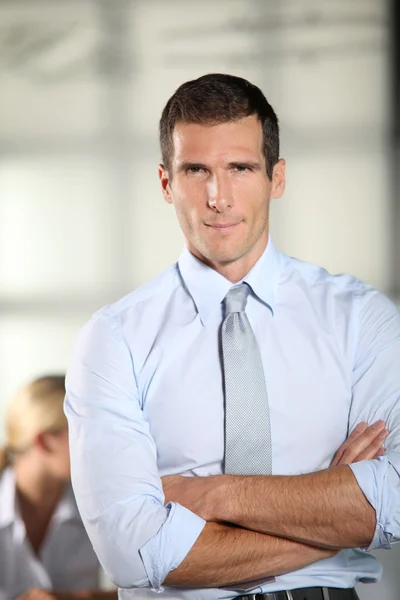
[0,0,398,597]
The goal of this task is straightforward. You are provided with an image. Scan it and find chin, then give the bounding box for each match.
[206,250,243,265]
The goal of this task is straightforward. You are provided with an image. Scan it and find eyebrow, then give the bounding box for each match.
[228,161,262,171]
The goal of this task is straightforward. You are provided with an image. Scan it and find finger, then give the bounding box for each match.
[346,422,369,442]
[28,590,46,599]
[32,591,52,600]
[331,422,367,466]
[18,589,35,600]
[354,430,389,462]
[339,421,385,464]
[338,421,386,465]
[338,429,384,465]
[331,422,368,466]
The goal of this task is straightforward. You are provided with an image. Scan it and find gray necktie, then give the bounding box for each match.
[222,283,272,475]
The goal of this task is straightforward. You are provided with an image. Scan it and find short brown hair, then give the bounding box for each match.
[159,73,280,180]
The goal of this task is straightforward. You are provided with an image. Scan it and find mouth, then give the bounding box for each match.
[205,222,241,232]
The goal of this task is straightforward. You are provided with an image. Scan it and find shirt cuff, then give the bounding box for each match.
[139,501,206,591]
[349,459,391,551]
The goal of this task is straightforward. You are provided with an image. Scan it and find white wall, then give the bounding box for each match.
[0,0,397,597]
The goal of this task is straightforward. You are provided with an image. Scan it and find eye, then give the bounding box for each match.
[232,164,251,173]
[186,166,206,174]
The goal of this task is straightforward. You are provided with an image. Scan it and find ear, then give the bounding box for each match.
[33,432,52,453]
[271,158,286,199]
[159,164,173,205]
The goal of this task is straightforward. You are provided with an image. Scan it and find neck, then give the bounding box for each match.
[14,459,64,511]
[210,257,259,283]
[193,236,269,283]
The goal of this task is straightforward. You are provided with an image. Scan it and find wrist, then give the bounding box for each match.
[209,474,236,522]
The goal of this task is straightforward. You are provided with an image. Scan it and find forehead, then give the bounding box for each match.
[171,115,264,162]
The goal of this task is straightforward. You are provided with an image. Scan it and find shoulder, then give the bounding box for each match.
[52,485,97,554]
[0,468,15,528]
[77,263,181,342]
[352,279,399,317]
[279,253,397,311]
[280,252,399,348]
[58,483,85,522]
[48,485,100,589]
[352,281,400,356]
[281,253,359,292]
[98,263,179,327]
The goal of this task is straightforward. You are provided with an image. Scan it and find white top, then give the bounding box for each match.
[0,467,99,600]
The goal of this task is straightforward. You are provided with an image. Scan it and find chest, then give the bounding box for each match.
[137,307,352,476]
[19,503,55,555]
[0,519,98,597]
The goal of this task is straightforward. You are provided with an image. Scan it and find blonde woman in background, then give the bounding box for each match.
[0,375,117,600]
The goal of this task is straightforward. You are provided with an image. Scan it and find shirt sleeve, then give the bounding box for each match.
[64,313,206,590]
[348,282,400,550]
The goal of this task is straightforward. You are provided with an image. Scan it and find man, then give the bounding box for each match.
[65,74,400,600]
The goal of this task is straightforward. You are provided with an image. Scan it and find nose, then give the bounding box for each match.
[207,173,232,213]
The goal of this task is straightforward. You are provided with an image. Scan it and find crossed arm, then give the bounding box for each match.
[65,293,399,591]
[164,522,336,588]
[163,422,387,587]
[16,430,386,595]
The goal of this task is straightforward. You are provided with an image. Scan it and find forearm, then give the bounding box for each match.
[214,466,375,549]
[83,592,117,599]
[56,591,117,600]
[164,521,335,588]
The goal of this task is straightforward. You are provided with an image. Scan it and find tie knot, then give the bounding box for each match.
[224,283,250,314]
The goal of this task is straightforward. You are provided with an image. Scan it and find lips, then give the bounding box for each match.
[205,222,240,229]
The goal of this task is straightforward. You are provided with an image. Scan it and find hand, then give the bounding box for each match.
[16,590,56,600]
[162,474,219,521]
[162,420,389,521]
[16,590,89,600]
[331,420,389,467]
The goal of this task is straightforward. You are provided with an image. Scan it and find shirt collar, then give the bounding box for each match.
[52,485,81,524]
[0,467,16,528]
[178,237,281,325]
[0,467,80,529]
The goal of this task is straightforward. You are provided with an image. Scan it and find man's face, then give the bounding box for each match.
[159,115,285,278]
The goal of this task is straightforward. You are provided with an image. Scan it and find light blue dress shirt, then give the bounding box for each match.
[65,239,400,599]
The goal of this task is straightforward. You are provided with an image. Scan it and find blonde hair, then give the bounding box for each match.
[0,375,66,472]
